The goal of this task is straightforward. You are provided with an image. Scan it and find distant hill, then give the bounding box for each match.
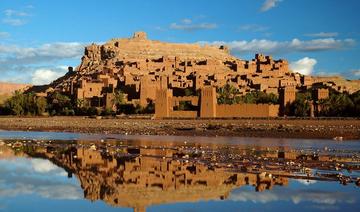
[0,82,31,95]
[0,82,31,104]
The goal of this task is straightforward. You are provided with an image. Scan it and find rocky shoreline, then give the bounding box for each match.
[0,116,359,140]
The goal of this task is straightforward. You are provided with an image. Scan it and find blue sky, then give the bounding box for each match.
[0,0,360,85]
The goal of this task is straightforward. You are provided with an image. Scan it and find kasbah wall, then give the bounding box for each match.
[155,86,280,119]
[216,104,279,118]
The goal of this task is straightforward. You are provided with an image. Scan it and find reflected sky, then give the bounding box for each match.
[0,158,80,200]
[149,181,360,212]
[0,158,129,212]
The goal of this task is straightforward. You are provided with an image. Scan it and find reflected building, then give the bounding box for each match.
[0,142,26,158]
[19,143,288,212]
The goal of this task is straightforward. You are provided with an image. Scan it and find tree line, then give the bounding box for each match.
[217,84,278,105]
[216,84,360,117]
[0,90,154,116]
[290,89,360,117]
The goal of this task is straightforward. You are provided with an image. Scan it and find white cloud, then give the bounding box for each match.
[290,57,317,75]
[261,0,282,12]
[230,188,356,205]
[0,158,82,200]
[0,182,82,200]
[238,24,269,32]
[31,159,59,173]
[351,69,360,77]
[0,31,10,38]
[2,18,27,26]
[25,5,35,9]
[199,38,355,55]
[181,18,192,24]
[170,18,217,31]
[305,32,339,38]
[0,42,85,63]
[33,42,84,59]
[170,23,217,31]
[4,9,29,17]
[0,41,85,84]
[31,67,68,85]
[2,8,32,26]
[294,179,317,186]
[316,71,340,77]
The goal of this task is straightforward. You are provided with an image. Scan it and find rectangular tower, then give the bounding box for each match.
[200,86,217,118]
[279,86,296,116]
[155,89,172,118]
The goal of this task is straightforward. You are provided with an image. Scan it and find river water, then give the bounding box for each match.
[0,130,359,212]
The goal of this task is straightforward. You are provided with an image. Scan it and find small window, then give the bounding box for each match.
[90,88,92,92]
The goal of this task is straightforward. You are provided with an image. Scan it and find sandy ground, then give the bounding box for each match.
[0,116,360,140]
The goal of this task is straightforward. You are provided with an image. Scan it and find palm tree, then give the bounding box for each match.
[217,84,240,105]
[112,90,126,113]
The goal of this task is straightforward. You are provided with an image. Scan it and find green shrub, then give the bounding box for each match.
[3,91,48,116]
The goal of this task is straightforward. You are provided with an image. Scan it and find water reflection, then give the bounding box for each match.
[1,138,359,211]
[0,158,82,200]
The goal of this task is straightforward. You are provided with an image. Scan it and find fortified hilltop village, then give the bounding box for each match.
[14,31,360,118]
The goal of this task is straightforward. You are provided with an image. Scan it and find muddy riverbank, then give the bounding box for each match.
[0,116,359,140]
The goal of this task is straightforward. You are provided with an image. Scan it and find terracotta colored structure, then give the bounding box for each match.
[26,32,359,115]
[200,87,217,118]
[313,88,329,101]
[28,145,289,212]
[156,87,279,118]
[312,88,330,116]
[279,86,296,116]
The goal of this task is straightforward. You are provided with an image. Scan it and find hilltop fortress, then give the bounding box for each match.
[32,32,360,118]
